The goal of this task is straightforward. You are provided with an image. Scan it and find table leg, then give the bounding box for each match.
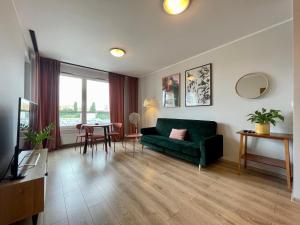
[83,130,88,154]
[107,126,111,147]
[124,138,127,151]
[244,136,248,169]
[284,139,291,192]
[104,127,108,153]
[238,134,244,175]
[133,138,135,157]
[32,214,38,225]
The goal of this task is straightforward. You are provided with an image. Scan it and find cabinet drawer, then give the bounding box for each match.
[0,178,44,224]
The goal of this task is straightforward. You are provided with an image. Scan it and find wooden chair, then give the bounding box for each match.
[108,123,123,152]
[84,126,105,157]
[124,113,142,157]
[75,124,85,153]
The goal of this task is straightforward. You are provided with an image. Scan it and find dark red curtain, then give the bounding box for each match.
[38,57,62,151]
[109,73,125,137]
[127,76,139,133]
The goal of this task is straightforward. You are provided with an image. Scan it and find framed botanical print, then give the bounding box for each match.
[162,73,180,107]
[185,63,212,106]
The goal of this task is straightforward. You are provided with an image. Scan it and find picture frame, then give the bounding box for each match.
[185,63,212,106]
[162,73,180,107]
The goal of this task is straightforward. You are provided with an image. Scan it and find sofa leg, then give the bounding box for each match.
[199,164,202,171]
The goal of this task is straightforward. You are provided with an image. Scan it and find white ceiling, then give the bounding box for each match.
[14,0,292,77]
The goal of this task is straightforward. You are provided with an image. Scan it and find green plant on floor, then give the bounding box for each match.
[247,108,284,125]
[24,123,55,149]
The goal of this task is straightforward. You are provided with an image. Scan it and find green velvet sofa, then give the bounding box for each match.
[140,118,223,168]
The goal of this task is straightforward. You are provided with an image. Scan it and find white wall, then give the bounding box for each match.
[139,21,293,174]
[24,60,32,99]
[0,0,27,164]
[293,1,300,200]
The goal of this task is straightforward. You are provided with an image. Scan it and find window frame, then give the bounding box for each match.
[59,73,109,129]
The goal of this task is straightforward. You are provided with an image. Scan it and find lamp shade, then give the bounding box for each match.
[143,98,156,108]
[143,99,150,107]
[110,48,126,57]
[163,0,190,15]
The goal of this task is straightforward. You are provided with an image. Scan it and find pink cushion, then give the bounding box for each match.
[169,129,187,140]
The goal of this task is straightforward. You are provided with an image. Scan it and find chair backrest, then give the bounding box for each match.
[112,123,123,133]
[85,126,94,135]
[75,124,83,133]
[129,113,140,127]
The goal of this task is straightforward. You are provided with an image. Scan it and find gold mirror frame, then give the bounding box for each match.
[235,72,269,99]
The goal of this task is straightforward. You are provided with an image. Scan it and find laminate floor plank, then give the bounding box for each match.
[118,151,268,225]
[14,144,300,225]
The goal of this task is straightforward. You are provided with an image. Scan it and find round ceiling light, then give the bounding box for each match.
[110,48,126,58]
[163,0,190,15]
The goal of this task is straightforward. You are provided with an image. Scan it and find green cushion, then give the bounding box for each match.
[141,135,200,157]
[142,135,181,152]
[180,142,200,157]
[164,149,200,165]
[155,118,216,143]
[142,142,200,165]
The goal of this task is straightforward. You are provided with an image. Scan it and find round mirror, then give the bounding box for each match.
[235,72,269,99]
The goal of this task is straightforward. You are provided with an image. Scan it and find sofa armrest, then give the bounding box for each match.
[141,127,157,135]
[199,135,223,166]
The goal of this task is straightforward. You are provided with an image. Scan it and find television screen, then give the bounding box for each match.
[17,98,38,151]
[0,98,38,181]
[0,110,15,181]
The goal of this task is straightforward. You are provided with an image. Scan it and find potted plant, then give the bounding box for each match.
[247,108,284,134]
[24,123,55,150]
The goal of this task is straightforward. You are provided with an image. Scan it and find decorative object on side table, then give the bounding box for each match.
[185,63,212,106]
[247,108,284,134]
[162,73,180,107]
[24,123,55,150]
[129,112,141,133]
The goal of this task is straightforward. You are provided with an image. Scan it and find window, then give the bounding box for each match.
[59,74,110,127]
[86,80,110,124]
[59,76,82,126]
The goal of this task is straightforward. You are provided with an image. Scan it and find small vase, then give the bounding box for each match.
[255,123,270,134]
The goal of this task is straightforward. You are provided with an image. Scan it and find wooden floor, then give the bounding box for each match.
[15,143,300,225]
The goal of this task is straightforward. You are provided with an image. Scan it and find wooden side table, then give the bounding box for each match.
[237,131,293,192]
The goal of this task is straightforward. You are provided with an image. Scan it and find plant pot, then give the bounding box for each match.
[255,123,270,134]
[33,143,43,150]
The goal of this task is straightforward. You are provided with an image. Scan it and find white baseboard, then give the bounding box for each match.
[291,194,300,203]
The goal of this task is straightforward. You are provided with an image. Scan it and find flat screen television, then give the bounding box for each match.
[16,98,38,151]
[0,98,38,181]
